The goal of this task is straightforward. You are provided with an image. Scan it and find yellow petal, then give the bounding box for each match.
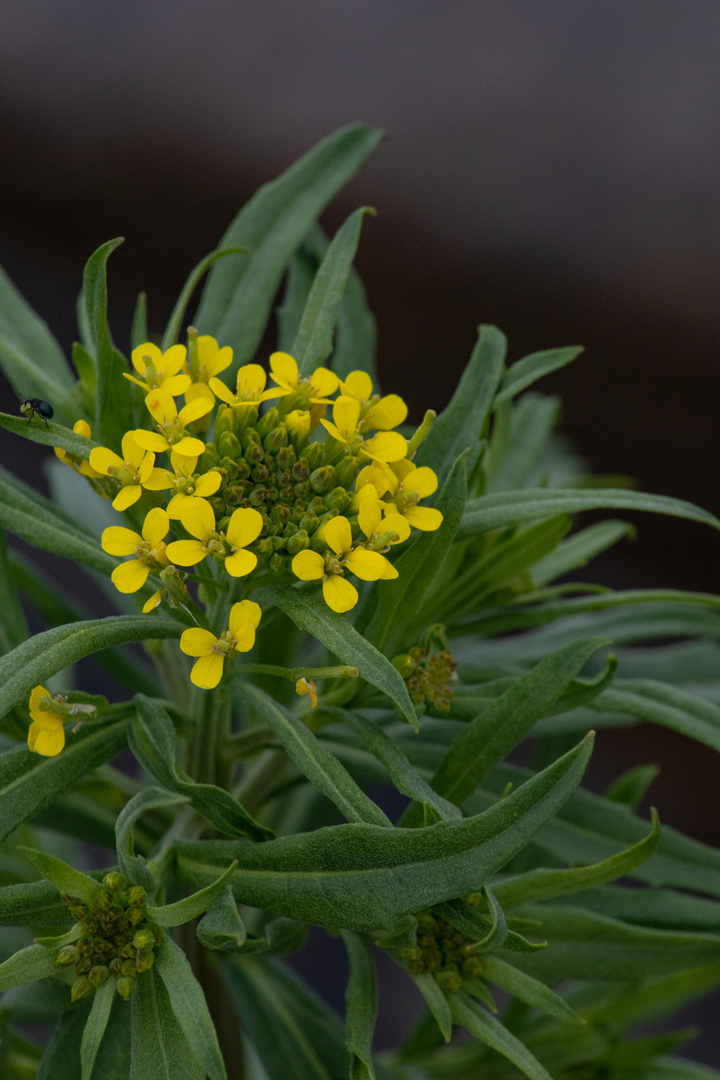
[363,431,407,463]
[341,370,373,402]
[405,506,444,531]
[236,364,267,396]
[356,463,395,496]
[170,450,194,475]
[322,516,352,555]
[358,498,382,539]
[166,492,186,519]
[381,512,411,543]
[295,677,317,707]
[121,431,144,467]
[319,418,346,443]
[232,623,257,652]
[160,344,188,378]
[145,391,177,424]
[179,397,213,425]
[199,336,232,376]
[226,507,263,549]
[132,342,162,375]
[344,548,389,581]
[30,722,66,756]
[137,452,156,484]
[142,589,162,613]
[133,429,170,454]
[143,468,174,491]
[166,539,207,566]
[180,627,218,657]
[29,684,51,714]
[208,377,236,406]
[73,419,92,438]
[381,559,399,579]
[322,575,358,613]
[191,653,225,689]
[142,507,170,545]
[173,436,206,457]
[224,549,258,577]
[195,471,222,497]
[124,372,150,391]
[332,396,361,439]
[89,446,124,475]
[102,526,141,557]
[362,394,408,431]
[185,381,216,407]
[269,351,299,389]
[309,366,339,399]
[229,600,262,638]
[111,560,150,593]
[160,373,192,397]
[112,485,142,512]
[180,497,215,540]
[402,466,438,499]
[291,550,325,581]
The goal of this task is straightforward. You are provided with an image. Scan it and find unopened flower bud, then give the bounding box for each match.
[309,465,337,493]
[392,654,415,679]
[286,531,310,556]
[218,431,242,461]
[103,872,127,894]
[71,975,94,1001]
[117,975,135,1000]
[56,945,79,967]
[435,967,463,993]
[256,407,280,439]
[136,948,155,973]
[89,965,110,989]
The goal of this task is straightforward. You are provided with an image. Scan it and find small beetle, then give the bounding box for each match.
[19,397,54,428]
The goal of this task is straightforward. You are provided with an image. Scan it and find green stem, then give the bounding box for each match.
[234,663,358,682]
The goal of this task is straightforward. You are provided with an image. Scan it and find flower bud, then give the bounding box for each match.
[435,967,462,993]
[197,442,222,472]
[71,975,94,1001]
[304,442,324,471]
[286,531,310,556]
[309,465,337,494]
[335,456,361,488]
[117,975,135,1000]
[218,431,243,461]
[292,458,310,482]
[324,486,350,513]
[56,945,79,967]
[256,407,280,439]
[264,423,288,454]
[103,871,127,894]
[89,965,110,989]
[392,654,415,679]
[136,948,155,973]
[133,928,155,950]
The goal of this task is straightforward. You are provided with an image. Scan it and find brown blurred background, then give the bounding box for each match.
[3,0,720,1060]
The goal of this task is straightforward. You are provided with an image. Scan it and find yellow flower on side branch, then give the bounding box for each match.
[89,431,156,510]
[180,600,262,688]
[54,420,103,478]
[27,685,66,757]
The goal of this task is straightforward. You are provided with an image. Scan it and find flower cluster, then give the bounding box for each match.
[397,901,486,993]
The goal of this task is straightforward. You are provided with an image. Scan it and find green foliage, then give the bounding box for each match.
[1,122,720,1080]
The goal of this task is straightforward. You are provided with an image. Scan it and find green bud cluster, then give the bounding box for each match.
[57,872,162,1001]
[197,407,366,574]
[399,904,485,992]
[392,645,458,712]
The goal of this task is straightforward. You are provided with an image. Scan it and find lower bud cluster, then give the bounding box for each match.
[400,900,485,993]
[393,645,458,713]
[57,872,161,1001]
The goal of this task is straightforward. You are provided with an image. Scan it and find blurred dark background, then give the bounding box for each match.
[3,0,720,1063]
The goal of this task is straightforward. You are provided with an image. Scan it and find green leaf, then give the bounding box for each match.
[0,262,73,399]
[130,965,205,1080]
[364,450,468,656]
[131,293,148,350]
[18,847,101,903]
[115,787,188,889]
[449,991,553,1080]
[589,679,720,754]
[531,520,634,587]
[332,258,378,385]
[196,885,246,951]
[0,878,86,927]
[147,861,237,927]
[0,617,180,719]
[338,709,461,821]
[458,488,720,541]
[129,695,273,841]
[174,734,593,933]
[83,238,132,447]
[605,764,660,810]
[155,935,227,1080]
[0,529,28,652]
[277,236,322,351]
[161,246,246,351]
[494,346,583,405]
[220,954,353,1080]
[412,973,453,1042]
[494,808,660,908]
[415,324,507,489]
[0,942,59,992]
[259,584,417,725]
[343,931,378,1080]
[0,713,130,844]
[0,411,100,459]
[194,124,384,373]
[241,683,391,826]
[39,995,131,1080]
[479,955,583,1024]
[429,638,606,807]
[81,976,116,1080]
[293,206,374,377]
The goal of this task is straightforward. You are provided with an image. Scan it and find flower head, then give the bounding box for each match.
[89,431,156,510]
[55,420,103,478]
[184,334,233,406]
[209,363,284,411]
[124,343,191,396]
[102,508,171,607]
[269,351,339,406]
[166,497,262,577]
[27,685,66,756]
[320,396,407,464]
[133,391,212,458]
[143,451,222,519]
[291,515,397,613]
[180,600,262,688]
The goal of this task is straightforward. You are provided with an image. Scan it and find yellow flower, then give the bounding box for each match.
[180,600,262,688]
[320,397,407,463]
[124,342,191,396]
[166,497,263,577]
[184,335,233,406]
[269,351,339,405]
[295,677,317,707]
[89,432,156,511]
[356,486,410,545]
[133,391,212,458]
[102,507,171,605]
[54,420,103,478]
[143,450,222,519]
[291,515,398,613]
[340,370,408,433]
[209,363,285,410]
[27,685,65,756]
[381,460,444,531]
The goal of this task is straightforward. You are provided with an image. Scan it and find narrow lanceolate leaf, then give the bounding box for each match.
[0,411,100,459]
[131,966,205,1080]
[155,936,227,1080]
[220,955,360,1080]
[531,520,634,587]
[174,735,593,933]
[161,246,246,350]
[365,451,468,656]
[458,488,720,540]
[293,206,374,377]
[449,992,553,1080]
[129,695,273,841]
[0,528,28,651]
[259,583,417,725]
[0,263,73,392]
[196,886,246,951]
[0,465,115,575]
[494,346,583,405]
[429,638,606,808]
[0,617,180,718]
[241,683,391,827]
[494,808,661,909]
[589,679,720,754]
[0,942,59,991]
[339,709,461,821]
[333,260,378,385]
[147,861,238,928]
[116,787,188,889]
[81,976,116,1080]
[0,713,130,844]
[194,124,384,373]
[277,233,323,350]
[83,237,133,447]
[343,931,379,1080]
[415,325,507,489]
[412,973,453,1042]
[18,847,101,904]
[479,955,583,1024]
